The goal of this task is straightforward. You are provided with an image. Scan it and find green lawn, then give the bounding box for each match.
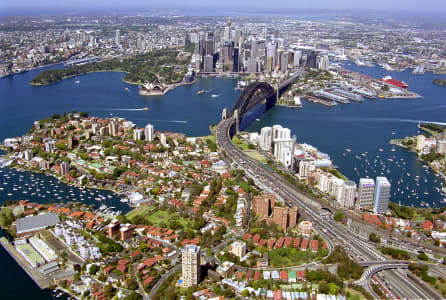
[268,247,329,268]
[232,136,250,150]
[127,206,190,227]
[244,149,268,163]
[147,210,190,227]
[126,205,154,219]
[346,288,367,300]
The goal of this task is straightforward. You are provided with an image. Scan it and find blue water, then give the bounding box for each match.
[1,62,446,298]
[246,62,446,208]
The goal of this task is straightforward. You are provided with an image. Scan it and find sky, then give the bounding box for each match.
[1,0,446,14]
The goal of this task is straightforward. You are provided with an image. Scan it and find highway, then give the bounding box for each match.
[215,112,441,299]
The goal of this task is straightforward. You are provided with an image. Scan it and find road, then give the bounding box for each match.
[148,264,181,299]
[215,114,441,299]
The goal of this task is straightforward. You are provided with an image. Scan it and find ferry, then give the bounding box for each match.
[197,90,205,95]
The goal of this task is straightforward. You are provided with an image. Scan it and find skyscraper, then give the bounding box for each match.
[181,245,201,287]
[203,55,213,72]
[280,51,289,71]
[115,30,121,46]
[358,178,375,210]
[144,124,154,142]
[374,177,391,213]
[247,57,257,73]
[233,48,240,72]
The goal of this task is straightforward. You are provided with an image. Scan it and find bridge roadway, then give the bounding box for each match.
[216,115,440,299]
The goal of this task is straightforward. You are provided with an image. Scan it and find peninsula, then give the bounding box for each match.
[30,50,189,87]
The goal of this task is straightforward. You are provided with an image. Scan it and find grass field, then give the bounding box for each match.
[244,149,267,163]
[346,288,367,300]
[126,205,155,219]
[126,206,190,227]
[232,136,250,150]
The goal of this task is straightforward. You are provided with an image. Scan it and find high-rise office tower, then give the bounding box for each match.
[280,51,289,71]
[203,55,213,72]
[181,245,201,287]
[358,178,375,210]
[115,30,121,46]
[233,48,240,72]
[374,177,391,213]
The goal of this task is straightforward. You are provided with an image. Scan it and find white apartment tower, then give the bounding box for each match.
[339,180,357,209]
[144,124,154,142]
[357,178,375,210]
[181,245,201,287]
[259,127,272,151]
[133,129,143,141]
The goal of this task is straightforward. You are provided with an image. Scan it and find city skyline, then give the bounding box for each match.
[1,0,446,14]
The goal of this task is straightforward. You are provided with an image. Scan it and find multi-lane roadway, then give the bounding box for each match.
[216,116,441,299]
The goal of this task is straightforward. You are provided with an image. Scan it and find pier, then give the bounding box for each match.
[303,93,337,106]
[0,238,51,289]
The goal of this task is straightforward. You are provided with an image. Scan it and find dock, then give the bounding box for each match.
[304,94,337,106]
[0,237,51,289]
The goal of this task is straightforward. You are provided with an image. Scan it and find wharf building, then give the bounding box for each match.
[181,244,201,287]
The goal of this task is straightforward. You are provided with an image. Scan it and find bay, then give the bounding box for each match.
[1,61,446,298]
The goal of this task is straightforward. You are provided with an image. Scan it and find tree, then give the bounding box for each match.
[334,210,344,222]
[418,253,429,261]
[319,281,329,294]
[328,282,339,295]
[369,233,380,243]
[89,264,99,275]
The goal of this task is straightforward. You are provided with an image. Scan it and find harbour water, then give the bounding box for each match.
[245,61,446,208]
[1,62,446,298]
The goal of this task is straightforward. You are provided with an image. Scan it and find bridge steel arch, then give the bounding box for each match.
[230,82,276,119]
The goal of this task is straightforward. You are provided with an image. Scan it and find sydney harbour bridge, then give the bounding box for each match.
[215,69,442,299]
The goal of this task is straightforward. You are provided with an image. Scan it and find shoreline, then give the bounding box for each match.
[390,139,446,183]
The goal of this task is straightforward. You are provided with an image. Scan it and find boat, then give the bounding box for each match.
[256,118,260,121]
[197,90,205,95]
[125,87,129,91]
[380,76,408,89]
[211,94,219,98]
[75,80,80,84]
[143,107,149,111]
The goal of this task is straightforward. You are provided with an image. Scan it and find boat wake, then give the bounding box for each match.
[108,108,147,111]
[132,118,187,123]
[409,105,446,112]
[330,116,446,126]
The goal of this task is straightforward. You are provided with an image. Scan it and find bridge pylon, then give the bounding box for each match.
[234,109,239,134]
[222,108,227,121]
